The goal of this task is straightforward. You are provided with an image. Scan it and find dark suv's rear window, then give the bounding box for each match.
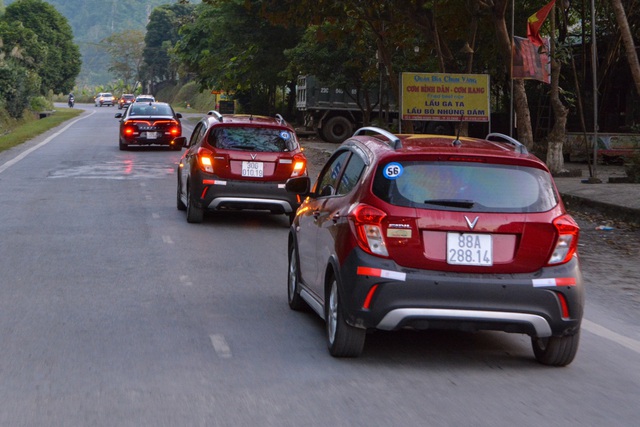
[209,127,296,152]
[372,161,557,213]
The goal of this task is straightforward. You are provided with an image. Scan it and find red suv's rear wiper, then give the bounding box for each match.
[228,144,257,151]
[423,199,475,209]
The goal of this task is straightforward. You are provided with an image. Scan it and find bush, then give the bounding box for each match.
[29,96,53,112]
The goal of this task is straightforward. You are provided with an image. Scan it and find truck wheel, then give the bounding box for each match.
[317,127,329,142]
[324,116,353,144]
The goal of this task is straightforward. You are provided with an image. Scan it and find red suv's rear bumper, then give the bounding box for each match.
[337,248,584,338]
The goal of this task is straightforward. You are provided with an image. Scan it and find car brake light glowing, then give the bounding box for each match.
[349,204,388,256]
[197,147,214,173]
[291,155,306,177]
[547,215,580,265]
[124,126,135,136]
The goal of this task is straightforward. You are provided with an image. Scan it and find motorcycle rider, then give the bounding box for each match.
[68,92,75,108]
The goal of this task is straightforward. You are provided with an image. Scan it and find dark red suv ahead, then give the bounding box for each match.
[175,112,307,224]
[286,127,584,366]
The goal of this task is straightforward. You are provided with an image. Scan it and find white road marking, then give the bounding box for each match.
[161,235,174,244]
[583,319,640,355]
[145,195,153,200]
[210,334,232,359]
[0,111,96,175]
[179,275,193,287]
[152,213,160,219]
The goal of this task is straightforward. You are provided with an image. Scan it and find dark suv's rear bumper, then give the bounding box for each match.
[338,248,584,338]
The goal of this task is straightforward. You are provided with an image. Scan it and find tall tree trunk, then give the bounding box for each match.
[610,0,640,96]
[546,5,569,174]
[491,0,534,148]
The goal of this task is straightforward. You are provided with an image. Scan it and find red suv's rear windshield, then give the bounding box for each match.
[208,127,297,152]
[372,161,557,213]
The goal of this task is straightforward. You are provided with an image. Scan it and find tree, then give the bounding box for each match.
[176,0,302,114]
[102,30,146,90]
[610,0,640,97]
[546,4,570,174]
[142,3,195,89]
[285,20,380,125]
[2,0,81,94]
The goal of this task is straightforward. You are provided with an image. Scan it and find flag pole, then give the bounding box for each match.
[510,0,514,137]
[590,0,599,180]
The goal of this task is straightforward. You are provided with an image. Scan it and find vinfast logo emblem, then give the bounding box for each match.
[465,215,479,230]
[251,153,257,160]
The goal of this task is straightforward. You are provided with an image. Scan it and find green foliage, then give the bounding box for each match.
[29,96,52,112]
[175,0,302,114]
[142,3,195,85]
[102,30,146,88]
[2,0,81,94]
[0,108,82,153]
[0,59,37,118]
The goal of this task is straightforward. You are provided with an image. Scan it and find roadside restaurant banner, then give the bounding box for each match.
[401,72,490,122]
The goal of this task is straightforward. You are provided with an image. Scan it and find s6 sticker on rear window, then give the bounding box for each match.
[383,162,403,180]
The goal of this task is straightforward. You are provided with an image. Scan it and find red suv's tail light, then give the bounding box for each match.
[197,147,214,173]
[547,214,580,265]
[349,204,389,257]
[291,154,307,177]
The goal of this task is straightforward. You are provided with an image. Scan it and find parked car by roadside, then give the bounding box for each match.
[285,127,584,366]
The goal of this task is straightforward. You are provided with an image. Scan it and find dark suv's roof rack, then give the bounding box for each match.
[354,126,402,150]
[485,133,528,154]
[207,110,224,122]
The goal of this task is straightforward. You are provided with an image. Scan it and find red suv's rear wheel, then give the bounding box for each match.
[186,184,204,223]
[532,330,581,366]
[326,277,365,357]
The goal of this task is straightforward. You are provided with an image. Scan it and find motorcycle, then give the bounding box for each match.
[68,96,75,108]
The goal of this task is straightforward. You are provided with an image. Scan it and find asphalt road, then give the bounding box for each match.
[0,104,638,426]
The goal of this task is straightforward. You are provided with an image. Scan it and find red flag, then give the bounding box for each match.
[527,0,556,47]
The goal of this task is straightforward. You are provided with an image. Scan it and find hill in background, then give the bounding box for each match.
[4,0,201,86]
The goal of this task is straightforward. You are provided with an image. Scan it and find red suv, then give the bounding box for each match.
[286,127,584,366]
[175,111,307,224]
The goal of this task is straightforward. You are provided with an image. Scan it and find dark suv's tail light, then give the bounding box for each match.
[547,214,580,265]
[349,204,388,257]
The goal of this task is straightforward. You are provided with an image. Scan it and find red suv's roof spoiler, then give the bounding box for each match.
[353,127,402,150]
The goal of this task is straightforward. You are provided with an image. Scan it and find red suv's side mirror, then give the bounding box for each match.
[173,136,188,148]
[285,177,311,196]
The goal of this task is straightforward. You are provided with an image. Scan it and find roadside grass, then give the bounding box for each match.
[0,108,83,153]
